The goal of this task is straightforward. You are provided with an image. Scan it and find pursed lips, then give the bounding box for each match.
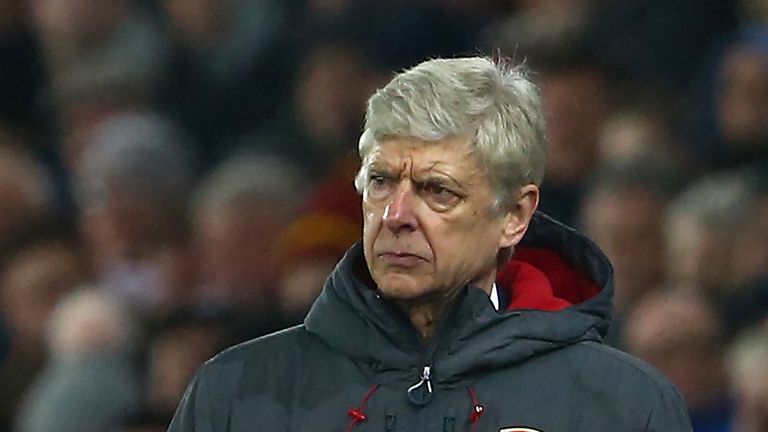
[376,250,428,267]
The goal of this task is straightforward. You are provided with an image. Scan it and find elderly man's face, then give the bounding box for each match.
[361,136,533,301]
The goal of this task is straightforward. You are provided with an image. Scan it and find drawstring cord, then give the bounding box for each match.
[345,384,380,432]
[344,382,483,431]
[407,365,434,405]
[467,386,484,432]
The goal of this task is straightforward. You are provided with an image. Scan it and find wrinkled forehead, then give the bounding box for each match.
[364,136,486,178]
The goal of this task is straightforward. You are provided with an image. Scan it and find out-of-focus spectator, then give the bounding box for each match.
[30,0,166,92]
[579,158,680,347]
[273,157,361,322]
[145,314,232,419]
[587,0,737,93]
[249,35,385,177]
[159,0,293,167]
[292,39,381,167]
[489,0,595,59]
[716,32,768,166]
[596,101,685,167]
[0,146,55,249]
[625,290,734,431]
[664,171,757,295]
[719,171,768,336]
[741,0,768,24]
[534,53,611,225]
[688,27,768,170]
[191,153,303,336]
[728,324,768,432]
[0,225,89,431]
[32,0,168,178]
[16,289,140,432]
[76,113,195,313]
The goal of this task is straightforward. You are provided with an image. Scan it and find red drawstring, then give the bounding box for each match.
[467,386,484,432]
[345,384,381,432]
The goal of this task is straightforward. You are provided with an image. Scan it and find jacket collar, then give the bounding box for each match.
[305,212,614,384]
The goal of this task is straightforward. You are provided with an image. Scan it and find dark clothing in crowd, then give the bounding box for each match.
[0,314,7,362]
[168,214,691,431]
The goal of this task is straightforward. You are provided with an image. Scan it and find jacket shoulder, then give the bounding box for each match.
[569,341,692,430]
[574,341,679,392]
[209,324,316,366]
[167,325,326,432]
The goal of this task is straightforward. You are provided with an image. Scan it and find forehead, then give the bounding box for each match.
[366,136,486,178]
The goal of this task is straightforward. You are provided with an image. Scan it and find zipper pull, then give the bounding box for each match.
[407,365,433,406]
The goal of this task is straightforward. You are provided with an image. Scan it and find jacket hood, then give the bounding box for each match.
[305,212,614,386]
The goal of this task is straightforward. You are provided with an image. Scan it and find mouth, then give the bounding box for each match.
[377,251,426,267]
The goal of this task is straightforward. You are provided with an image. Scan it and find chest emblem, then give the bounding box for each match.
[499,428,543,432]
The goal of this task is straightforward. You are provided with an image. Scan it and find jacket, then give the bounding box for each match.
[168,213,692,431]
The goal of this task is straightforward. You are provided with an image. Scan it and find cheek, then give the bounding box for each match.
[362,204,382,248]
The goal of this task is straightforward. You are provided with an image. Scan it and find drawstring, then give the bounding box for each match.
[467,386,484,432]
[407,365,434,405]
[345,384,380,432]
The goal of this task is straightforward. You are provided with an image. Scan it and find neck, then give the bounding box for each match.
[397,272,497,341]
[397,294,454,342]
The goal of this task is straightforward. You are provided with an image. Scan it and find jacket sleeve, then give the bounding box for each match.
[167,365,216,432]
[644,385,693,432]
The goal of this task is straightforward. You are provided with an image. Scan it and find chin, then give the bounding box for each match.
[374,273,433,301]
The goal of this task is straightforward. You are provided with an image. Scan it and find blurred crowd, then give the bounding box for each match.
[0,0,767,431]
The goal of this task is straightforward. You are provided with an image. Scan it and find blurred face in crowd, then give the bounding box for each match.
[625,293,727,410]
[540,69,608,185]
[0,241,88,356]
[718,47,768,151]
[30,0,126,47]
[597,112,674,164]
[163,0,232,47]
[0,179,37,246]
[581,187,666,312]
[196,201,288,303]
[297,44,382,151]
[82,189,171,261]
[665,216,732,292]
[361,136,537,302]
[730,196,768,285]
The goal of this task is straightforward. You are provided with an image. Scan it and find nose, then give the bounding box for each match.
[383,183,419,234]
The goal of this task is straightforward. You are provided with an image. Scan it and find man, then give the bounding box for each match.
[169,57,692,431]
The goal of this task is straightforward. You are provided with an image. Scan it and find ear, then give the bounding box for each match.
[498,184,540,249]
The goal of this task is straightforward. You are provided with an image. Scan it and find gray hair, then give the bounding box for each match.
[355,57,547,210]
[76,112,193,209]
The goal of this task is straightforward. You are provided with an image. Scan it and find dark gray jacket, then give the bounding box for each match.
[168,213,692,431]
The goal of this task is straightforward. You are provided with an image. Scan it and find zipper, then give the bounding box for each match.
[407,366,433,394]
[407,365,433,405]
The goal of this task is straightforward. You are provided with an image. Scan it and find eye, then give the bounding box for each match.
[424,183,447,196]
[419,181,461,210]
[366,174,394,199]
[369,175,387,189]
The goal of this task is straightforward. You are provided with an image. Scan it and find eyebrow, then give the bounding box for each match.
[416,162,464,188]
[366,159,469,190]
